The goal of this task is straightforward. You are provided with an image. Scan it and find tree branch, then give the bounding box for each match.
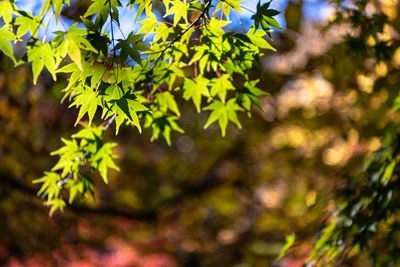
[150,0,212,70]
[0,138,244,221]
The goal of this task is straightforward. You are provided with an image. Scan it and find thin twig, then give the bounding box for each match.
[109,0,119,84]
[57,173,72,186]
[30,9,50,41]
[104,113,117,131]
[233,9,245,33]
[57,113,116,187]
[150,0,212,71]
[42,9,55,43]
[114,21,126,39]
[94,68,107,92]
[53,6,68,31]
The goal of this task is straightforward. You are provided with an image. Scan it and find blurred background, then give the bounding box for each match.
[1,0,400,266]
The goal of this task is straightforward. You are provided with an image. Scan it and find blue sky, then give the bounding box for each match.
[14,0,333,41]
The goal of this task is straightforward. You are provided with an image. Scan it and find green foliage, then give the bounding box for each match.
[306,1,400,265]
[278,233,296,260]
[0,0,283,214]
[252,1,283,36]
[182,76,210,113]
[393,92,400,112]
[204,99,243,137]
[308,126,400,265]
[27,41,57,84]
[41,0,70,21]
[33,125,119,215]
[0,26,16,63]
[69,85,101,126]
[330,0,393,62]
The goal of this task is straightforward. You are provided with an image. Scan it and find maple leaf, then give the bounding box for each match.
[215,0,243,18]
[57,24,97,70]
[133,0,153,21]
[155,92,181,116]
[164,0,189,26]
[69,85,100,126]
[72,125,104,140]
[51,138,81,177]
[47,198,66,216]
[84,0,107,18]
[91,142,120,183]
[33,172,61,201]
[252,1,283,36]
[66,173,94,204]
[27,41,57,84]
[210,74,235,103]
[137,12,158,36]
[182,76,210,113]
[247,27,276,50]
[0,1,15,24]
[40,0,71,22]
[144,111,184,146]
[107,91,149,134]
[14,12,43,38]
[204,99,243,137]
[238,79,268,112]
[115,33,148,65]
[0,27,16,63]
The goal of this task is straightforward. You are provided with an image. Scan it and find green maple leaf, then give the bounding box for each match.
[215,0,243,18]
[182,76,210,113]
[58,24,97,70]
[69,85,100,126]
[188,45,209,73]
[0,27,16,63]
[238,79,268,112]
[222,0,243,11]
[33,172,61,201]
[252,1,283,36]
[247,27,276,50]
[66,173,94,204]
[107,91,149,134]
[47,198,66,216]
[164,0,189,26]
[210,74,235,103]
[56,63,82,102]
[51,138,81,177]
[144,111,184,146]
[90,63,106,88]
[204,99,243,137]
[84,0,107,18]
[154,22,174,43]
[41,0,70,22]
[132,0,152,21]
[0,1,16,24]
[72,125,104,140]
[91,142,120,183]
[27,42,57,84]
[67,178,84,204]
[155,92,181,116]
[115,32,148,65]
[137,12,158,36]
[14,12,43,38]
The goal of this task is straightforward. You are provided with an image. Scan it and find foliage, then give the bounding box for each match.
[308,125,400,266]
[2,0,400,266]
[0,0,282,214]
[306,0,400,266]
[33,125,118,215]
